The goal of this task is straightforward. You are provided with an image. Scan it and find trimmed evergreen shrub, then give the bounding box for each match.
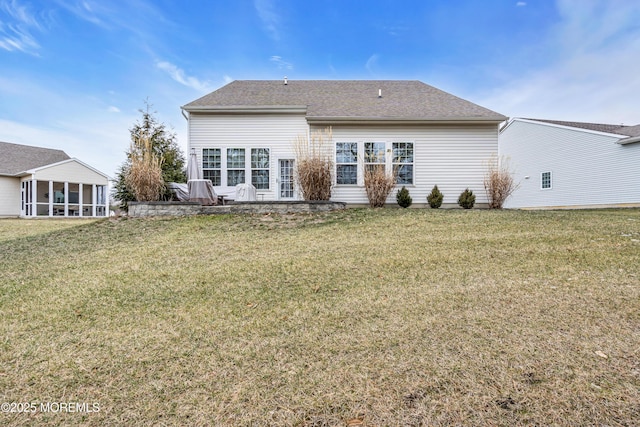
[396,186,412,208]
[427,185,444,209]
[458,188,476,209]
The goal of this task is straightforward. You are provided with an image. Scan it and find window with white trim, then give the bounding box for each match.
[227,148,245,186]
[336,142,358,185]
[392,142,413,184]
[541,171,552,189]
[364,142,386,173]
[251,148,270,189]
[202,148,221,186]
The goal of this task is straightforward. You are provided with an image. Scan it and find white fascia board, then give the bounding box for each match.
[181,105,308,114]
[306,116,506,125]
[26,158,111,180]
[507,118,628,139]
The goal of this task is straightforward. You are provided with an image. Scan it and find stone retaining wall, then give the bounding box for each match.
[128,201,346,217]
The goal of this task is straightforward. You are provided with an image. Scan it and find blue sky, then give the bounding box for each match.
[1,0,639,179]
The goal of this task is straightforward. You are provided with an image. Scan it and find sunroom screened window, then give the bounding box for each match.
[336,142,358,185]
[251,148,270,190]
[202,148,221,186]
[393,142,414,184]
[227,148,245,186]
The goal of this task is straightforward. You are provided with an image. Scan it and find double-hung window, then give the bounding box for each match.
[364,142,386,173]
[541,171,552,189]
[202,148,221,186]
[227,148,245,186]
[251,148,270,189]
[392,142,414,184]
[336,142,358,185]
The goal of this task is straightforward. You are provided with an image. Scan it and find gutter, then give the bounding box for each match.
[180,105,308,114]
[618,135,640,145]
[306,116,507,125]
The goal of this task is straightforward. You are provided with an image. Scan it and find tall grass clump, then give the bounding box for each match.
[364,165,397,208]
[125,133,165,202]
[484,155,519,209]
[293,127,334,201]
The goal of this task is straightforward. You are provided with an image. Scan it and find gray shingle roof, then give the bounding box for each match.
[183,80,506,122]
[0,141,70,176]
[525,118,640,138]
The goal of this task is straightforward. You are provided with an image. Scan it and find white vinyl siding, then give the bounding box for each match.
[188,114,500,205]
[0,176,21,217]
[500,119,640,208]
[31,160,108,185]
[188,113,308,200]
[316,124,498,205]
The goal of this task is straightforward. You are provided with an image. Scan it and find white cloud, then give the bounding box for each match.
[223,75,233,84]
[479,1,640,125]
[365,54,380,74]
[0,0,44,54]
[156,61,212,93]
[53,0,106,27]
[254,0,280,40]
[270,55,293,70]
[108,106,120,113]
[516,2,526,6]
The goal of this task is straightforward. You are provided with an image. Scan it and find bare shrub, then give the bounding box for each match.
[126,134,165,202]
[364,165,397,208]
[293,128,334,201]
[484,156,519,209]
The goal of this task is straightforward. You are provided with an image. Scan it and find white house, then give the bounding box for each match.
[499,118,640,209]
[181,80,506,206]
[0,141,109,218]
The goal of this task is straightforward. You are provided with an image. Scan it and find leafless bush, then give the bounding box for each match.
[126,134,165,202]
[293,128,334,201]
[484,156,519,209]
[364,165,397,208]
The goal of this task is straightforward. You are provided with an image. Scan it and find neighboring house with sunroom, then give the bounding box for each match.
[181,79,506,206]
[499,118,640,209]
[0,141,109,218]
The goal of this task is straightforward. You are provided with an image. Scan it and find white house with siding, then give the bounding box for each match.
[499,118,640,209]
[181,80,506,206]
[0,141,109,218]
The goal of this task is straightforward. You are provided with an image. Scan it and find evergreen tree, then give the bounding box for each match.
[112,101,186,209]
[427,185,444,209]
[396,186,412,208]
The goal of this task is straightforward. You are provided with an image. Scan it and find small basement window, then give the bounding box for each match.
[541,171,552,189]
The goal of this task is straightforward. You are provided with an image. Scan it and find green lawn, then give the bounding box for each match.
[0,209,638,426]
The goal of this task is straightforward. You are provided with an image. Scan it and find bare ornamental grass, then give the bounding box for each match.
[363,165,397,208]
[125,134,165,202]
[484,156,519,209]
[293,128,334,201]
[0,208,639,426]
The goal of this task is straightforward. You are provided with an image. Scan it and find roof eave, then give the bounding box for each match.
[306,116,507,125]
[181,105,308,114]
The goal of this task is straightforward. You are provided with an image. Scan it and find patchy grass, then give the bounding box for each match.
[0,209,638,426]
